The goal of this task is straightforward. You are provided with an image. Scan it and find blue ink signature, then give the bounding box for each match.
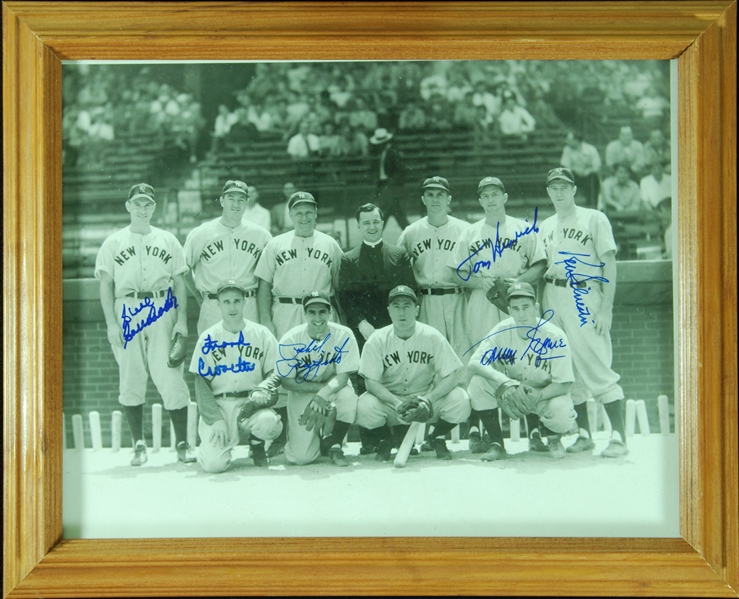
[553,251,609,327]
[276,333,350,383]
[455,208,539,282]
[197,356,255,377]
[463,309,567,362]
[121,288,177,349]
[201,331,250,355]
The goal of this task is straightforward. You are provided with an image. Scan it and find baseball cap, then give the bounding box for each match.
[303,291,332,309]
[546,167,576,186]
[216,279,246,296]
[421,176,450,193]
[507,282,536,301]
[128,183,155,204]
[388,285,418,304]
[222,180,248,196]
[477,176,506,194]
[288,191,318,210]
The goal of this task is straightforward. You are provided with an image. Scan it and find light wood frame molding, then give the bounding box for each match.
[3,2,737,597]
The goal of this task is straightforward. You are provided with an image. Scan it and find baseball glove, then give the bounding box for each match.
[237,388,279,432]
[396,396,434,423]
[496,382,530,420]
[167,332,187,368]
[298,395,337,436]
[485,278,514,314]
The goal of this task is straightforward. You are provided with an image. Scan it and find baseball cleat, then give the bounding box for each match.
[130,441,148,466]
[359,445,377,456]
[250,442,269,467]
[468,431,492,454]
[480,443,507,462]
[432,438,453,460]
[420,440,434,452]
[266,437,286,458]
[566,436,596,453]
[375,439,393,462]
[528,431,549,452]
[601,439,629,458]
[329,446,349,467]
[176,441,196,464]
[548,437,566,459]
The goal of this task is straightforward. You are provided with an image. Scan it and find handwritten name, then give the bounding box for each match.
[197,356,256,378]
[455,208,539,282]
[201,331,250,355]
[276,333,350,383]
[553,251,609,327]
[121,288,177,349]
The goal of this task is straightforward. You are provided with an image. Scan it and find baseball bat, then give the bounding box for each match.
[625,399,636,437]
[152,404,162,452]
[62,413,67,450]
[89,411,103,451]
[451,424,460,444]
[636,399,650,436]
[187,401,198,448]
[72,414,84,451]
[170,420,176,450]
[510,417,521,442]
[111,410,122,452]
[658,395,670,434]
[415,423,426,444]
[394,421,422,468]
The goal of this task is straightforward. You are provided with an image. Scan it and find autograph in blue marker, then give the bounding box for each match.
[200,331,250,355]
[276,333,350,383]
[455,208,539,282]
[553,251,609,327]
[121,287,177,349]
[464,309,567,363]
[197,356,255,378]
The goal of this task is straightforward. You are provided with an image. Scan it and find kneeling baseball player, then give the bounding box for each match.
[356,285,471,462]
[189,280,283,472]
[277,292,360,467]
[467,282,577,460]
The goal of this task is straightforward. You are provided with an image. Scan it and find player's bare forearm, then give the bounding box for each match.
[448,265,488,290]
[425,371,458,403]
[468,359,510,387]
[281,378,325,393]
[516,260,547,286]
[600,252,617,309]
[365,378,403,410]
[194,376,224,426]
[172,274,188,337]
[315,372,349,399]
[537,381,573,402]
[256,278,274,330]
[98,274,119,329]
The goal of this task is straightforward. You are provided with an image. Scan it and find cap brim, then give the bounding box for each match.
[222,188,248,195]
[289,199,318,208]
[128,194,155,203]
[422,184,450,192]
[304,299,331,308]
[389,293,417,303]
[547,176,575,185]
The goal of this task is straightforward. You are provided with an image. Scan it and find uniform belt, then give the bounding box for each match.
[215,391,251,400]
[277,297,304,304]
[124,290,168,299]
[418,287,463,296]
[544,276,587,289]
[207,289,257,300]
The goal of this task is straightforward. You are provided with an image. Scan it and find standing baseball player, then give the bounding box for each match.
[450,176,547,453]
[255,190,343,456]
[538,167,628,457]
[189,280,283,472]
[356,286,471,462]
[183,179,272,335]
[276,292,360,467]
[95,183,195,466]
[397,176,470,360]
[467,282,577,460]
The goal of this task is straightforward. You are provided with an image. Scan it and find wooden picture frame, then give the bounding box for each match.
[3,2,736,596]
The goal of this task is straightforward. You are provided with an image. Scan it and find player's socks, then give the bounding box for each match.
[323,420,351,450]
[525,413,541,438]
[428,419,456,440]
[469,409,482,437]
[603,399,627,444]
[574,402,592,438]
[124,405,144,446]
[358,425,379,452]
[477,409,504,447]
[168,406,189,445]
[392,424,411,448]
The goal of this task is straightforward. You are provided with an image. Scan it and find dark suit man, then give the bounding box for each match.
[338,203,415,453]
[370,128,409,230]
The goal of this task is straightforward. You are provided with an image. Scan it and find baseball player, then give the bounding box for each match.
[95,183,194,466]
[183,179,272,335]
[467,282,577,460]
[255,190,343,456]
[397,176,470,360]
[276,292,360,467]
[537,167,628,458]
[189,280,283,472]
[450,176,547,453]
[356,285,471,462]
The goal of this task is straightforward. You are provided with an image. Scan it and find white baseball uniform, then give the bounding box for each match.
[94,225,190,410]
[356,321,470,429]
[397,216,470,358]
[277,322,359,465]
[184,218,272,334]
[189,319,282,473]
[538,206,624,405]
[450,215,546,352]
[255,230,343,339]
[467,315,577,434]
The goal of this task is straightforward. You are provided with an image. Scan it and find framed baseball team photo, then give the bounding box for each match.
[3,2,737,598]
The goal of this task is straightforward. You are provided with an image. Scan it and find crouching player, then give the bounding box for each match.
[356,285,471,462]
[467,282,577,461]
[189,280,283,472]
[277,292,360,467]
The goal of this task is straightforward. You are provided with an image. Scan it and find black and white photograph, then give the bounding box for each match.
[61,58,678,539]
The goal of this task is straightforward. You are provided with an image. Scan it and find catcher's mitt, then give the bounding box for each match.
[485,278,514,314]
[298,395,337,436]
[496,382,530,420]
[396,396,434,423]
[167,332,187,368]
[237,388,279,436]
